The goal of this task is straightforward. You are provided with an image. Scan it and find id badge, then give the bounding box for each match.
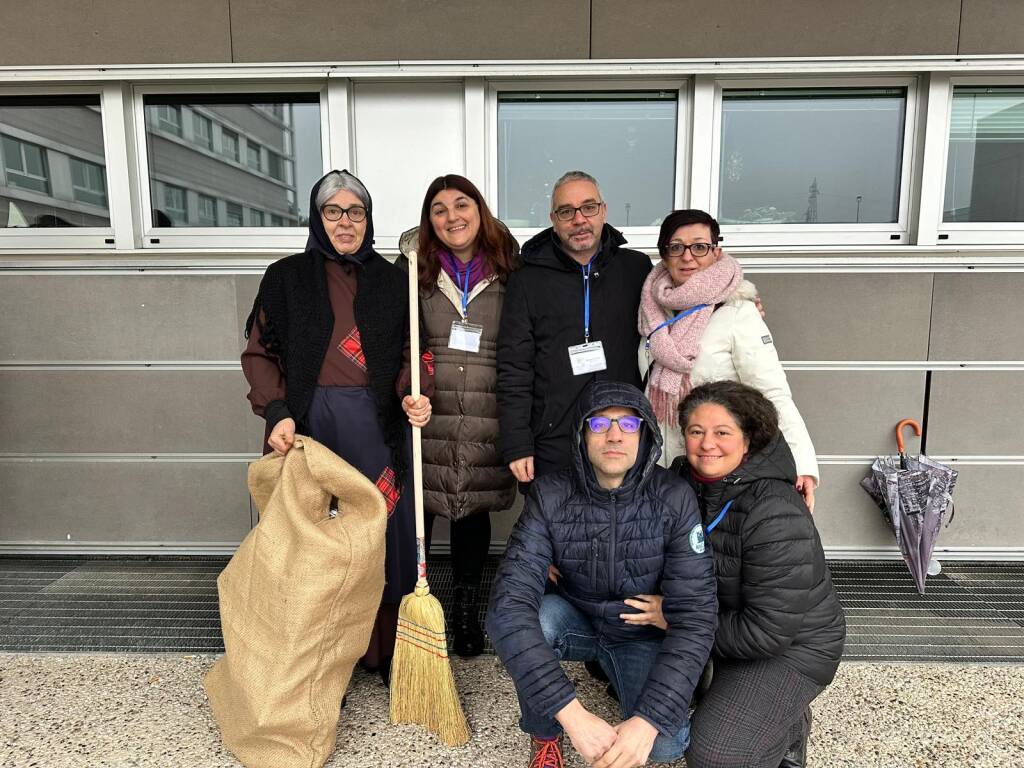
[448,320,483,353]
[568,341,607,375]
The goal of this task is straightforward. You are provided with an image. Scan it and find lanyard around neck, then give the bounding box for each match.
[644,304,708,350]
[705,499,733,533]
[458,265,471,319]
[582,261,594,342]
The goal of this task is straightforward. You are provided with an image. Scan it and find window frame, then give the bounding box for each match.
[930,75,1024,245]
[485,78,690,251]
[131,81,330,250]
[0,84,121,251]
[694,75,920,248]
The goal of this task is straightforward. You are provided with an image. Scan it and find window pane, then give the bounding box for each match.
[197,193,217,226]
[144,94,320,228]
[1,95,110,228]
[944,87,1024,223]
[192,113,213,151]
[497,91,677,228]
[718,88,906,225]
[250,208,264,226]
[162,183,187,225]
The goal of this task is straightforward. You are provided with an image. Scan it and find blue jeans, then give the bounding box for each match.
[517,593,689,763]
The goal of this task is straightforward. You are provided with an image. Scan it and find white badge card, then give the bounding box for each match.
[448,320,483,353]
[568,341,607,376]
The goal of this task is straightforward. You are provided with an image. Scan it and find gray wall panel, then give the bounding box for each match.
[591,0,960,58]
[814,463,899,548]
[753,274,933,361]
[235,275,263,345]
[958,0,1024,55]
[787,371,925,455]
[0,461,250,543]
[229,0,589,62]
[925,373,1024,456]
[929,274,1024,360]
[0,371,262,454]
[0,276,245,361]
[0,0,232,66]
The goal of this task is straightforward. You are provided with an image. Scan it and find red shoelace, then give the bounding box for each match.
[530,737,563,768]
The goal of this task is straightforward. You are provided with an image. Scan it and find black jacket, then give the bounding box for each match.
[486,381,718,737]
[496,225,652,474]
[672,436,846,686]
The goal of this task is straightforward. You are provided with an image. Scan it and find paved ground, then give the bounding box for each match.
[1,653,1022,767]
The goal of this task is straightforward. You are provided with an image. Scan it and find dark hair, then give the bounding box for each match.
[657,209,721,257]
[416,174,518,290]
[678,381,779,456]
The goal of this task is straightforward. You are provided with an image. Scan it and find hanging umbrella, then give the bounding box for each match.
[860,419,957,594]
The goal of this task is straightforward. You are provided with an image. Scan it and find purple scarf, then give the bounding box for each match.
[438,250,490,293]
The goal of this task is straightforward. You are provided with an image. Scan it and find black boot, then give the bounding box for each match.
[779,707,812,768]
[452,584,485,657]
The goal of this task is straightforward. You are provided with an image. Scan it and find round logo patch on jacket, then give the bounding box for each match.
[689,523,706,554]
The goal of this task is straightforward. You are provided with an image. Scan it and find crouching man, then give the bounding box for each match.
[486,381,717,768]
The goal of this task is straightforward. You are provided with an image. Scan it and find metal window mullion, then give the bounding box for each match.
[101,83,139,250]
[689,75,717,213]
[326,78,351,173]
[464,77,486,186]
[915,74,952,247]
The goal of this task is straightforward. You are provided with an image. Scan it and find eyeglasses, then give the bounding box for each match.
[553,202,604,222]
[321,204,367,223]
[586,415,643,434]
[664,242,715,259]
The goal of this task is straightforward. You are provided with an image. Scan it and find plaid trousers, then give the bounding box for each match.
[685,657,826,768]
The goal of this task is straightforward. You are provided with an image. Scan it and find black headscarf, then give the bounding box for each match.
[245,170,411,476]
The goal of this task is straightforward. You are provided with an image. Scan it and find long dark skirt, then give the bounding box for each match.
[307,385,416,666]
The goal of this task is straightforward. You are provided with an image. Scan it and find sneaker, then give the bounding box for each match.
[778,707,812,768]
[528,734,564,768]
[452,585,486,657]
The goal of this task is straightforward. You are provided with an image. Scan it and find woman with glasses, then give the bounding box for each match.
[242,169,433,684]
[397,174,519,657]
[638,209,818,511]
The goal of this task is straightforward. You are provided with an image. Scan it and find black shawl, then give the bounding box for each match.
[244,170,410,475]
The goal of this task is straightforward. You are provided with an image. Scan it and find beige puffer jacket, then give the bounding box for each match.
[399,228,516,521]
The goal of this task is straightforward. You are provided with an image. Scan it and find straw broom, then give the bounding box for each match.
[389,248,471,747]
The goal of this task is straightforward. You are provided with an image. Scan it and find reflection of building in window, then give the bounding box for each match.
[162,183,188,224]
[143,95,317,228]
[1,98,112,228]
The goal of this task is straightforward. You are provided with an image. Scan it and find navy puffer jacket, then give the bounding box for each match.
[486,381,718,737]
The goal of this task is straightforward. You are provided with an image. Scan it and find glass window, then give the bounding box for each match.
[249,208,264,226]
[497,91,678,228]
[718,87,906,225]
[197,193,217,226]
[221,128,239,162]
[945,87,1024,223]
[162,183,187,225]
[192,113,213,151]
[144,93,320,228]
[70,157,107,207]
[1,95,110,228]
[267,150,284,181]
[270,213,285,226]
[225,201,243,226]
[247,141,262,172]
[155,105,182,136]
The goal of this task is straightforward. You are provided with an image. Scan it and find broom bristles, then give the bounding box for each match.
[390,581,471,747]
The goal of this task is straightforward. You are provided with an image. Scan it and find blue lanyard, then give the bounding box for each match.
[645,304,708,350]
[458,266,470,319]
[705,500,733,534]
[582,262,593,342]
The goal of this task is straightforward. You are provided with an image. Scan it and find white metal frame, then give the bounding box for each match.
[696,75,921,247]
[0,83,118,250]
[925,75,1024,246]
[130,80,331,250]
[485,77,689,251]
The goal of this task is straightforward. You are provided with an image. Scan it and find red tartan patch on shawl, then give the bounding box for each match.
[375,467,400,517]
[338,327,367,371]
[421,349,435,377]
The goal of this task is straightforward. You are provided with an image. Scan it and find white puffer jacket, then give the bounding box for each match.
[657,280,820,482]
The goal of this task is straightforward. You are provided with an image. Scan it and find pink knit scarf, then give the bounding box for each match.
[638,254,743,425]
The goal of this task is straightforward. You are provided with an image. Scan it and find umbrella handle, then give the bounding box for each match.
[895,418,922,454]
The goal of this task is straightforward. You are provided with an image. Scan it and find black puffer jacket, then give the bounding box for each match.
[672,436,846,685]
[486,381,717,737]
[496,225,652,475]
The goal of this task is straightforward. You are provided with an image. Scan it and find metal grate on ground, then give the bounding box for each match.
[3,557,1024,662]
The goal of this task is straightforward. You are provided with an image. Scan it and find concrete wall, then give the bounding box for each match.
[4,1,1024,66]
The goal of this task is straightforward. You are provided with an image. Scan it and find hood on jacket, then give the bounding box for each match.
[572,380,663,497]
[305,169,376,266]
[520,223,629,272]
[732,432,798,488]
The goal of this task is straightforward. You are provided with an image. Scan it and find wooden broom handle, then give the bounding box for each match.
[406,250,427,562]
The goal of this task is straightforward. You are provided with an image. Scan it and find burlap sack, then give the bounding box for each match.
[204,436,386,768]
